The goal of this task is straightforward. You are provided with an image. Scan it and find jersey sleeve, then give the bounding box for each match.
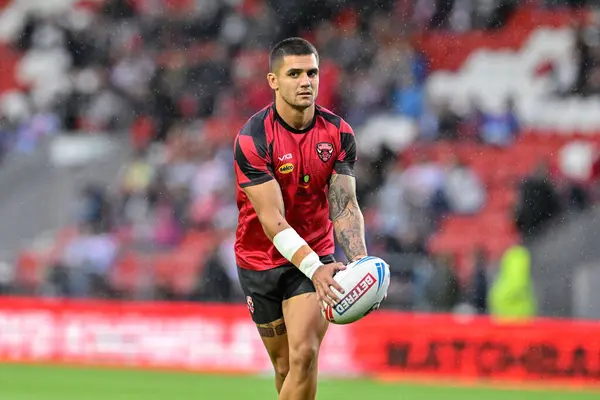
[333,120,357,176]
[234,134,274,188]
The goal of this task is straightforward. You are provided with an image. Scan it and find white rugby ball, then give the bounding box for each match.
[322,256,390,325]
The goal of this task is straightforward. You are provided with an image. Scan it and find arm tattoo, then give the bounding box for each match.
[328,174,367,262]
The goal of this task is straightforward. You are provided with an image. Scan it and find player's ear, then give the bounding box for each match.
[267,72,278,90]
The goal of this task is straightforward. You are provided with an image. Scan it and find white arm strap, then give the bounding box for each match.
[273,228,323,279]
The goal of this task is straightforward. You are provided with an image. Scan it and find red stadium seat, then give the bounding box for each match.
[203,118,245,146]
[171,249,205,296]
[110,252,143,296]
[484,232,521,260]
[152,249,206,297]
[414,6,589,72]
[15,250,46,292]
[0,45,24,93]
[486,187,517,211]
[179,230,215,249]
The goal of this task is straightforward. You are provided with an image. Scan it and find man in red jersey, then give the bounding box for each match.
[233,37,368,399]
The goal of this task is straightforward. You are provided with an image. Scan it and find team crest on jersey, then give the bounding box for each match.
[246,296,255,314]
[316,142,333,162]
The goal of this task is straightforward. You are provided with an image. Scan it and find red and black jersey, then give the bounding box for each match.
[234,103,357,271]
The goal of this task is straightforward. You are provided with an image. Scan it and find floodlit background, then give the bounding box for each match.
[0,0,600,399]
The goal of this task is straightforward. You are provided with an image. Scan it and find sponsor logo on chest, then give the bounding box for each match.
[278,163,294,174]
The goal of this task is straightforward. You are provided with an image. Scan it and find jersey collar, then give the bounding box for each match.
[272,104,317,134]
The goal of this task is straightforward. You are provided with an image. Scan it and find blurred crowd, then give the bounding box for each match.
[2,0,599,318]
[569,18,600,96]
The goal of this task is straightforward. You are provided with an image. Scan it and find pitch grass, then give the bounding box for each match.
[0,364,598,400]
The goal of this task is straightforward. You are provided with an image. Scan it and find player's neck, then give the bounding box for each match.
[275,100,315,131]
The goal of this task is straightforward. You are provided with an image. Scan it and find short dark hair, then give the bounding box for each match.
[269,37,319,73]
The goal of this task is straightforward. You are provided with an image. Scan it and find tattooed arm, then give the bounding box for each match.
[328,173,368,262]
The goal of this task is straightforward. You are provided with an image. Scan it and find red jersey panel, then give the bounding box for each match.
[234,104,357,271]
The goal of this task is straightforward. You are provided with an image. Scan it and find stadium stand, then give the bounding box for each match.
[0,0,598,315]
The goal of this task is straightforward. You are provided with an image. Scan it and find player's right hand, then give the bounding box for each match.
[312,262,346,309]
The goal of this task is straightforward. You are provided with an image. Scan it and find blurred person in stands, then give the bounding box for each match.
[192,246,233,303]
[488,245,536,320]
[444,156,486,214]
[0,117,12,162]
[79,184,113,233]
[0,261,12,295]
[148,124,202,244]
[424,253,461,312]
[572,22,593,95]
[555,141,592,213]
[515,160,561,239]
[188,142,231,228]
[459,96,484,141]
[466,247,491,314]
[110,35,156,103]
[368,21,422,116]
[186,43,231,118]
[567,0,587,8]
[118,149,155,224]
[355,144,397,200]
[428,0,455,29]
[485,0,518,30]
[152,184,186,249]
[382,264,415,310]
[375,157,428,255]
[588,150,600,200]
[217,231,244,299]
[56,221,119,298]
[377,159,411,243]
[418,94,442,141]
[480,97,520,147]
[401,153,448,234]
[436,100,461,140]
[102,0,136,19]
[233,38,366,399]
[148,67,180,142]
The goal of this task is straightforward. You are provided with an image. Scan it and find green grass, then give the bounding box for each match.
[0,364,597,400]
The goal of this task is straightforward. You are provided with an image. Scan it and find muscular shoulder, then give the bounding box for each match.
[239,105,272,139]
[316,105,342,129]
[234,106,275,187]
[314,106,357,175]
[316,105,353,134]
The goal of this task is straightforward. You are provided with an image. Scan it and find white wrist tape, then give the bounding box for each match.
[272,228,323,279]
[298,251,324,280]
[273,228,307,262]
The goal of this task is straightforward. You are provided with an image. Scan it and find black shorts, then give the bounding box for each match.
[237,255,335,324]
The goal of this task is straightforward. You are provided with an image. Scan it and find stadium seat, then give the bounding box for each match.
[110,252,144,297]
[152,249,206,297]
[171,249,205,296]
[203,118,245,146]
[0,45,22,93]
[422,18,600,132]
[15,249,48,293]
[486,187,517,211]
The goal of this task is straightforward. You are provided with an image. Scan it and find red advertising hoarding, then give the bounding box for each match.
[0,297,356,376]
[1,297,600,387]
[354,311,600,386]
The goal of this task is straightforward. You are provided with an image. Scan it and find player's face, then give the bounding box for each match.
[268,54,319,110]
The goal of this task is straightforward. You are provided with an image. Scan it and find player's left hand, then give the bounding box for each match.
[312,262,346,309]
